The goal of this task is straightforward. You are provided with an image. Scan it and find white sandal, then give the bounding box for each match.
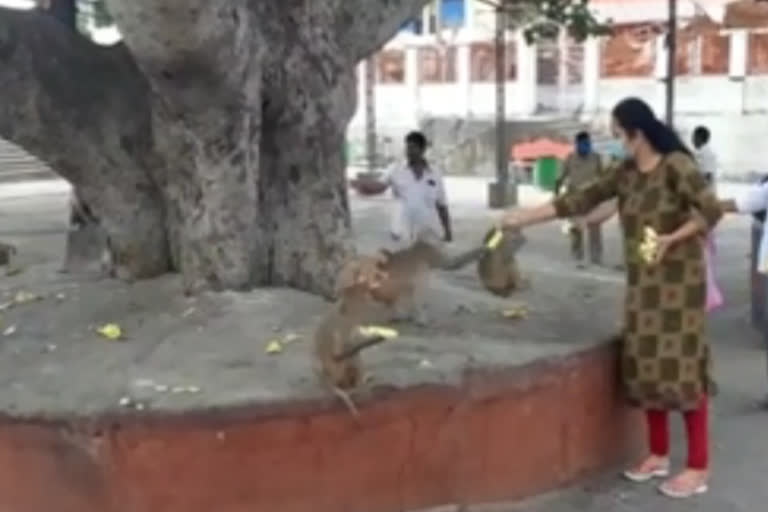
[659,481,708,499]
[623,464,670,482]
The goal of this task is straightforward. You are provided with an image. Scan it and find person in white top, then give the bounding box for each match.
[692,126,718,186]
[721,178,768,407]
[387,131,452,248]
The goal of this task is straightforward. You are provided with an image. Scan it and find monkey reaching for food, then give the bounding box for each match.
[370,240,494,325]
[313,232,524,416]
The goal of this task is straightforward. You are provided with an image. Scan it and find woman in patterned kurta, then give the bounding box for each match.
[499,98,722,499]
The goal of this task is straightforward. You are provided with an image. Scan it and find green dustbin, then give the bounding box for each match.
[533,156,559,192]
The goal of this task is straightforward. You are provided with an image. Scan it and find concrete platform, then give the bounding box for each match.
[0,178,655,512]
[0,257,642,512]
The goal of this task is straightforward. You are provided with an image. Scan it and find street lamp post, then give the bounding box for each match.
[488,2,518,208]
[364,57,377,172]
[495,5,508,188]
[665,0,677,127]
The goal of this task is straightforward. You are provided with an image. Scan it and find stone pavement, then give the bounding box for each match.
[0,178,766,510]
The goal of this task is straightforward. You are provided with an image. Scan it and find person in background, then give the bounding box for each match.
[387,131,452,248]
[720,175,768,408]
[556,131,604,267]
[692,126,717,187]
[499,97,722,499]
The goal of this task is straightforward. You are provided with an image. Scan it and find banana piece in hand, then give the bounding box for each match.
[638,226,659,264]
[358,325,399,340]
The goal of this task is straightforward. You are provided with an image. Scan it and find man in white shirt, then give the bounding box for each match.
[721,177,768,408]
[692,126,718,186]
[387,131,452,248]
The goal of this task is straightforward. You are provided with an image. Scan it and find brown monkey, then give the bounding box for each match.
[313,255,391,417]
[371,240,489,325]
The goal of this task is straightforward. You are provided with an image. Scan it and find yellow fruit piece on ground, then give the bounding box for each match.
[97,323,122,340]
[502,305,529,319]
[265,340,283,354]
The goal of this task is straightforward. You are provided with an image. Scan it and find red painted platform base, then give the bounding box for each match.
[0,343,642,512]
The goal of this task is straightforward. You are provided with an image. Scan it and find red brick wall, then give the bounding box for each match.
[748,32,768,74]
[700,33,730,75]
[469,41,517,82]
[377,50,405,84]
[601,23,661,78]
[601,23,731,78]
[418,46,458,83]
[676,31,730,76]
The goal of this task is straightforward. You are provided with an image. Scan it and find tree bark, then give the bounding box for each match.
[0,9,170,279]
[0,0,430,296]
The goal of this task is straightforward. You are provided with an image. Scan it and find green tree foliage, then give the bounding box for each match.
[488,0,612,43]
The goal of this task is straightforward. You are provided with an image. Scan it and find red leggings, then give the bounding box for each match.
[646,396,708,470]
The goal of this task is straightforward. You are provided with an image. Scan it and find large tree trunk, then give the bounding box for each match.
[0,1,428,296]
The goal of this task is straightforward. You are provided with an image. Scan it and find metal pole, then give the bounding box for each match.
[494,6,509,195]
[665,0,677,127]
[364,57,377,172]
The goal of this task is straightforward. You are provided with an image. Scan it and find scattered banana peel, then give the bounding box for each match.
[264,332,303,355]
[358,325,398,340]
[13,290,42,305]
[639,226,659,264]
[96,323,123,341]
[501,303,529,320]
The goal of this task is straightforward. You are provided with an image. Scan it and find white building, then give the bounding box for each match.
[348,0,768,180]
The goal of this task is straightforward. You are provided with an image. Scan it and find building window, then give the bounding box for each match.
[682,36,702,75]
[377,50,406,84]
[700,33,729,75]
[418,46,458,83]
[567,40,585,84]
[748,32,768,75]
[469,41,517,82]
[676,32,729,76]
[536,40,559,85]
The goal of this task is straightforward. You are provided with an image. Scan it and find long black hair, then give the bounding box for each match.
[611,98,692,157]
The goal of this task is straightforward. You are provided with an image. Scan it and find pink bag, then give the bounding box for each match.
[703,235,723,312]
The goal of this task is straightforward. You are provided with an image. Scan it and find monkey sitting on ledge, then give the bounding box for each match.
[313,254,393,417]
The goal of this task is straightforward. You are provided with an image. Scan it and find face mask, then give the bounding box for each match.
[606,139,628,160]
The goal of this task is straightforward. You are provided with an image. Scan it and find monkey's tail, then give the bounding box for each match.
[437,246,487,271]
[333,335,386,361]
[333,386,360,418]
